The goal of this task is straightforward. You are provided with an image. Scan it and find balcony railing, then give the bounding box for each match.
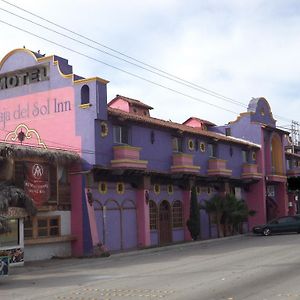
[241,163,262,181]
[287,166,300,177]
[170,153,200,174]
[111,145,148,169]
[207,158,232,177]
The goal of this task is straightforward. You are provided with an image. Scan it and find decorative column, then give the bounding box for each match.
[70,164,84,257]
[136,176,151,248]
[277,182,288,216]
[182,179,194,241]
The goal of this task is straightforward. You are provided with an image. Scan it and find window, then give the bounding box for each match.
[225,128,231,136]
[116,182,125,194]
[58,166,68,184]
[0,219,19,247]
[98,182,107,194]
[172,137,183,152]
[167,184,173,195]
[154,184,160,195]
[172,200,183,228]
[242,150,250,163]
[149,200,158,230]
[208,143,217,157]
[24,216,60,240]
[81,85,90,105]
[113,125,129,144]
[188,139,195,151]
[199,142,206,152]
[286,159,293,170]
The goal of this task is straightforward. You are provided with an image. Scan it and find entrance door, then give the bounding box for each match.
[159,200,172,245]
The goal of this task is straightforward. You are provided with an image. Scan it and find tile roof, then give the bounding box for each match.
[108,107,261,148]
[183,117,216,127]
[108,95,153,110]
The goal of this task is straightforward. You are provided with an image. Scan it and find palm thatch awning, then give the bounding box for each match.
[0,182,37,217]
[0,143,80,164]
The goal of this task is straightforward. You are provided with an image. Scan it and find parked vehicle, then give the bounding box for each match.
[252,216,300,236]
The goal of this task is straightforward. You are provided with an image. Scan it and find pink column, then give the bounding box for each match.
[182,190,192,241]
[70,166,84,256]
[246,179,266,229]
[84,188,100,247]
[277,182,288,216]
[136,189,150,247]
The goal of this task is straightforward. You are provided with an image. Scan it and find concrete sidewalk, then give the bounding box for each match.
[10,234,248,275]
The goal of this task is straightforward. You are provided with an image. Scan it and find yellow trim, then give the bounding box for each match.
[171,165,200,170]
[208,168,231,172]
[0,48,39,70]
[100,121,108,137]
[167,184,173,195]
[153,184,160,195]
[242,173,262,177]
[98,182,108,194]
[111,159,148,164]
[209,158,227,163]
[200,142,206,152]
[172,153,193,158]
[116,182,125,194]
[0,48,109,85]
[5,123,47,149]
[74,77,109,85]
[113,145,142,151]
[188,139,194,151]
[79,103,92,109]
[228,112,252,125]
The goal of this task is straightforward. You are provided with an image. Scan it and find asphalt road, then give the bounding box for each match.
[2,233,300,300]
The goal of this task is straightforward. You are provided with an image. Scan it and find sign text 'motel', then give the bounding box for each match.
[0,64,49,90]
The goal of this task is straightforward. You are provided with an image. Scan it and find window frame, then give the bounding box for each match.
[149,200,158,230]
[172,200,183,228]
[113,125,130,144]
[24,216,61,240]
[208,143,217,158]
[172,136,183,152]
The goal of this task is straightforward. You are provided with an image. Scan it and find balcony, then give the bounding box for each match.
[111,145,148,169]
[287,166,300,177]
[241,164,262,181]
[266,170,287,183]
[170,153,200,174]
[207,158,232,177]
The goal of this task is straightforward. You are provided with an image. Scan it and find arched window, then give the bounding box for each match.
[149,200,158,230]
[172,200,183,228]
[81,85,90,105]
[271,133,283,174]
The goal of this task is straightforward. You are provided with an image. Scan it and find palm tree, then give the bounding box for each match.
[187,186,200,240]
[201,193,256,237]
[201,194,224,237]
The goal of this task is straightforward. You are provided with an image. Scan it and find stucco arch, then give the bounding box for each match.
[270,132,283,174]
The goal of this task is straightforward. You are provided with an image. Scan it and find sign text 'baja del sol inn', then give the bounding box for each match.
[0,64,49,90]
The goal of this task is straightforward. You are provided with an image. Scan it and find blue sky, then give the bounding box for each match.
[0,0,300,129]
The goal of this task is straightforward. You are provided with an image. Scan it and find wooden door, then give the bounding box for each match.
[159,200,172,245]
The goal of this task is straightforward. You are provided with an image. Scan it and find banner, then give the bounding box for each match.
[24,162,49,207]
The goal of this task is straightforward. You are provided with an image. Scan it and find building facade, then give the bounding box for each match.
[0,48,299,261]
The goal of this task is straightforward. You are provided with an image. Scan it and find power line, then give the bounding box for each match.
[0,0,246,108]
[0,18,240,115]
[0,0,297,124]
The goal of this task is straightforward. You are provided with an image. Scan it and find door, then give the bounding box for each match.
[159,200,172,245]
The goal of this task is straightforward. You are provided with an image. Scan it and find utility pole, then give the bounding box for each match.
[291,120,300,153]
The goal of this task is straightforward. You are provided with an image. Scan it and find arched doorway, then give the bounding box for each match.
[271,133,283,175]
[159,200,172,245]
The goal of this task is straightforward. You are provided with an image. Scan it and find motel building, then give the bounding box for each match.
[0,48,299,267]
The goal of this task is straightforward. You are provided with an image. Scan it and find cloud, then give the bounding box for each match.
[0,0,300,128]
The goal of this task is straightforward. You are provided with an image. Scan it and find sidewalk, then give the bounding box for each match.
[10,233,248,275]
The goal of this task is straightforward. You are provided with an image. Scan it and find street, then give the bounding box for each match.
[2,234,300,300]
